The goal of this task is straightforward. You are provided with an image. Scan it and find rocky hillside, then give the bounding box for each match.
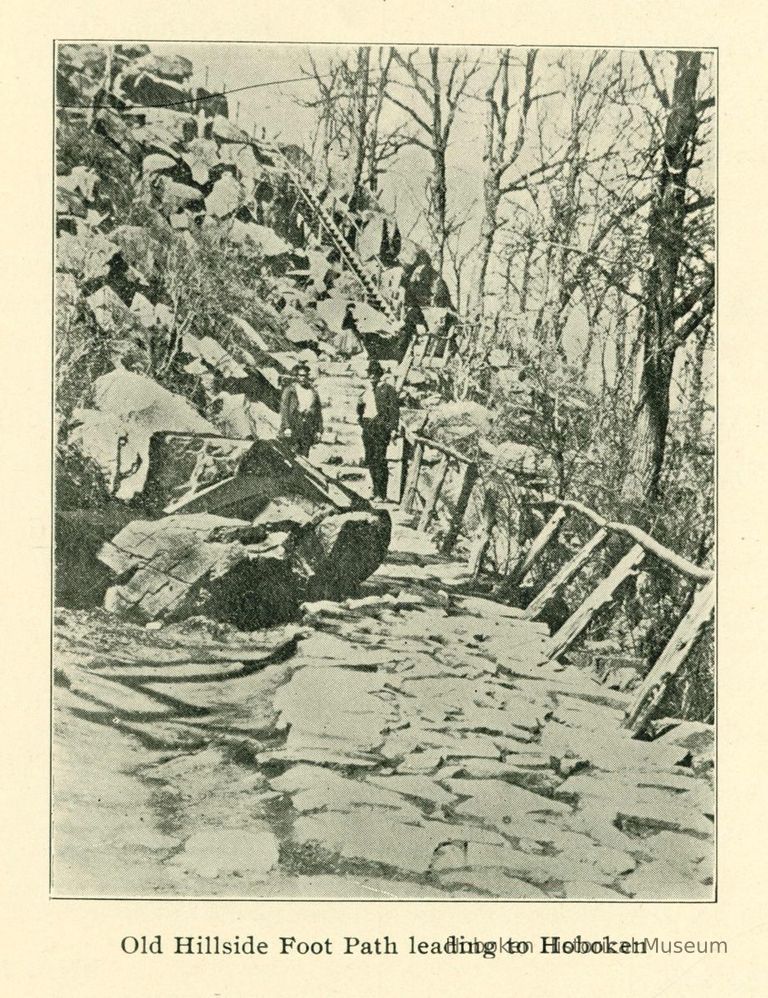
[56,42,460,491]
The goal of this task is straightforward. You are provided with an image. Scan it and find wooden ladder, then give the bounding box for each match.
[260,142,400,323]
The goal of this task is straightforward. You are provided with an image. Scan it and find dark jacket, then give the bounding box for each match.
[359,381,400,436]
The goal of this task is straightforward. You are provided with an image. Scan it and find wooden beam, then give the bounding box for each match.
[501,505,567,592]
[440,461,479,554]
[623,578,715,734]
[398,434,413,504]
[395,336,417,392]
[417,455,450,532]
[545,543,646,660]
[535,496,713,583]
[410,433,473,466]
[467,492,496,579]
[401,440,425,513]
[524,527,609,620]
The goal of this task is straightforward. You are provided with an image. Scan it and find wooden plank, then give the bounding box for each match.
[395,336,418,392]
[417,455,450,532]
[398,434,413,504]
[401,440,425,513]
[440,461,479,554]
[167,463,352,517]
[535,496,713,583]
[524,527,609,620]
[623,579,715,735]
[545,543,646,660]
[411,434,473,466]
[502,505,567,591]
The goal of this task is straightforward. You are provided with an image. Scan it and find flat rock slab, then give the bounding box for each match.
[637,830,713,877]
[449,779,572,827]
[295,631,394,667]
[365,774,458,806]
[270,765,422,817]
[653,720,714,770]
[292,811,506,875]
[171,828,280,879]
[442,755,555,779]
[437,868,549,898]
[620,859,712,900]
[431,836,632,892]
[554,771,714,838]
[382,731,502,763]
[541,726,691,773]
[273,666,396,750]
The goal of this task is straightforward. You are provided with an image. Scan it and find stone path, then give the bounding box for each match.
[52,515,714,899]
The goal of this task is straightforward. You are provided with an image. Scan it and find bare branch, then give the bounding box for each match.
[639,50,670,109]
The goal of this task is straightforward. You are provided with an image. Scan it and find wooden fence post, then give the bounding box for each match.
[401,440,425,514]
[395,336,417,392]
[467,490,496,579]
[417,455,450,532]
[524,527,609,620]
[545,543,646,660]
[623,578,715,734]
[499,505,567,593]
[440,461,478,555]
[398,434,413,504]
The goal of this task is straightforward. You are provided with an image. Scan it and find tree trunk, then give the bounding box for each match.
[431,146,448,275]
[350,47,370,204]
[622,52,703,516]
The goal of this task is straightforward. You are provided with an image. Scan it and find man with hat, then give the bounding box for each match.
[279,362,323,457]
[357,360,400,501]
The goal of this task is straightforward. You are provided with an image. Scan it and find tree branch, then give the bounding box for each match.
[671,289,714,350]
[673,274,715,321]
[385,89,434,140]
[640,50,670,109]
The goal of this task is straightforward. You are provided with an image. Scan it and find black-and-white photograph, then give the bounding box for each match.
[53,41,715,901]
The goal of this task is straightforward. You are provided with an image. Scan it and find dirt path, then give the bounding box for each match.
[52,515,714,900]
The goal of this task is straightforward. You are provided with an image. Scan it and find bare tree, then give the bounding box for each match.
[296,47,411,202]
[621,51,715,514]
[295,52,346,185]
[477,48,564,309]
[388,46,480,274]
[348,46,370,200]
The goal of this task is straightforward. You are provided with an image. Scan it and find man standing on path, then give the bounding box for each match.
[358,360,400,501]
[279,362,323,458]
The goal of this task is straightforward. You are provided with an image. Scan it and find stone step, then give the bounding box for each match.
[312,444,366,467]
[316,390,364,408]
[323,412,360,427]
[318,398,361,412]
[316,370,366,383]
[322,428,365,446]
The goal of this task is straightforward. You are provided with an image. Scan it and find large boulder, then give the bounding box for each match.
[420,401,493,449]
[69,370,217,499]
[99,503,390,628]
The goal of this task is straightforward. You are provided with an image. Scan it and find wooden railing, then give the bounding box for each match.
[402,431,715,734]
